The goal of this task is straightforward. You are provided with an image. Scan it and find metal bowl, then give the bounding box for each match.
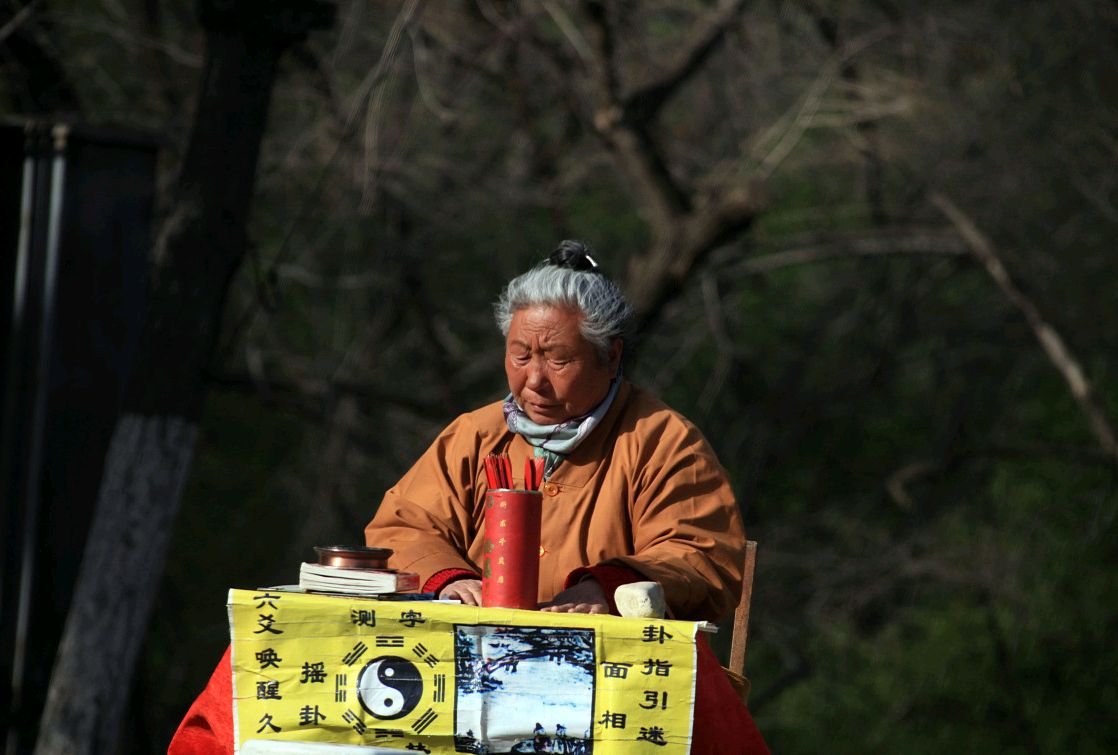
[313,545,393,570]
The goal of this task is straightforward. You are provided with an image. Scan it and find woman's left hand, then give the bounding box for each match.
[539,578,609,614]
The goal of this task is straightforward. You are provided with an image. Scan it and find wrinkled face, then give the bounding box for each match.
[505,305,621,425]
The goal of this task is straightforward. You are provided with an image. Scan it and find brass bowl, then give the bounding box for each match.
[314,545,392,570]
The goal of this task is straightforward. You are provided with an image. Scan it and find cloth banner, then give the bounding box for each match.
[228,588,702,753]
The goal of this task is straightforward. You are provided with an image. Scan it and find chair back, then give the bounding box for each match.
[728,540,757,679]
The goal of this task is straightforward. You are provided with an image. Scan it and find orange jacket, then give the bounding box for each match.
[366,381,746,622]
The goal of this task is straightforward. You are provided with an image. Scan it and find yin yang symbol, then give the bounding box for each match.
[355,655,423,719]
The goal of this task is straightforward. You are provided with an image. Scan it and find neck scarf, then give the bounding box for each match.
[503,375,621,480]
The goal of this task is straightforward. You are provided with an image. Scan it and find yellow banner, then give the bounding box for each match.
[228,588,700,753]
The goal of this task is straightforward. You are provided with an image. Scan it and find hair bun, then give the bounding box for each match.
[548,239,601,273]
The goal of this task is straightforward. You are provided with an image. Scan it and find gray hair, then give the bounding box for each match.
[494,241,633,362]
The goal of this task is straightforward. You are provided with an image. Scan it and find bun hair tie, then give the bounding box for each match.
[548,239,603,273]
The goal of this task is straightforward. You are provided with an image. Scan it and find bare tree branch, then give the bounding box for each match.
[574,0,619,102]
[885,460,938,510]
[54,11,203,68]
[579,5,690,226]
[0,0,81,113]
[0,0,40,45]
[203,370,445,420]
[697,272,739,413]
[541,0,594,68]
[626,184,758,330]
[558,2,764,331]
[624,0,749,122]
[931,193,1118,466]
[726,228,967,275]
[349,0,426,208]
[751,27,891,181]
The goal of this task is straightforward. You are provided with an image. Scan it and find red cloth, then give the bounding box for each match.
[422,567,480,596]
[694,635,770,754]
[168,646,233,755]
[169,639,768,754]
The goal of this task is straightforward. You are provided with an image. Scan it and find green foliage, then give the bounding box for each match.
[756,466,1118,753]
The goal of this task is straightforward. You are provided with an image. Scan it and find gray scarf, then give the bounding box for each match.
[502,376,621,480]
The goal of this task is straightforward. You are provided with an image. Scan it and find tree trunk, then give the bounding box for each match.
[32,416,197,754]
[33,3,335,753]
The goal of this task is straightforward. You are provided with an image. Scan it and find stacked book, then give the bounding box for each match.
[298,562,420,595]
[297,546,421,597]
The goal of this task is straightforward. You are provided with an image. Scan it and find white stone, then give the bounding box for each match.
[614,581,667,619]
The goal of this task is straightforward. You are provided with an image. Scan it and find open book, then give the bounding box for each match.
[298,562,421,595]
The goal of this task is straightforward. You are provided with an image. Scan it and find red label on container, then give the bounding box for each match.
[481,489,543,610]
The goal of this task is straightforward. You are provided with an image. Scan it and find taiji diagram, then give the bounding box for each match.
[356,655,424,720]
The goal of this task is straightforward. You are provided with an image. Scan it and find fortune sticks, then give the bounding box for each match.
[484,452,543,490]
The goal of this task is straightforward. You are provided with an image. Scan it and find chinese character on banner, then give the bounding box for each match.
[254,592,281,610]
[255,681,281,700]
[300,661,327,684]
[597,711,627,729]
[639,690,669,710]
[254,614,283,635]
[299,705,327,726]
[256,713,281,733]
[255,648,282,669]
[641,625,673,644]
[637,726,669,746]
[351,608,376,627]
[399,609,426,627]
[602,661,632,679]
[643,658,672,676]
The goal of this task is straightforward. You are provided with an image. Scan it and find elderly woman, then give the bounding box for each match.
[367,241,746,622]
[169,241,768,754]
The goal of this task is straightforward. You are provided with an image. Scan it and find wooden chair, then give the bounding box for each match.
[725,540,757,703]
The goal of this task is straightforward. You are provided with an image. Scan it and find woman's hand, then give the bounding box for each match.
[539,578,609,614]
[439,579,483,605]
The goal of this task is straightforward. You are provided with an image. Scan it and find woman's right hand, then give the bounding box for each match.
[439,578,483,605]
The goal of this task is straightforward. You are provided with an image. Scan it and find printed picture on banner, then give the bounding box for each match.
[453,624,595,754]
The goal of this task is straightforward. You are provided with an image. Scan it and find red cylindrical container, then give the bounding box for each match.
[480,489,543,609]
